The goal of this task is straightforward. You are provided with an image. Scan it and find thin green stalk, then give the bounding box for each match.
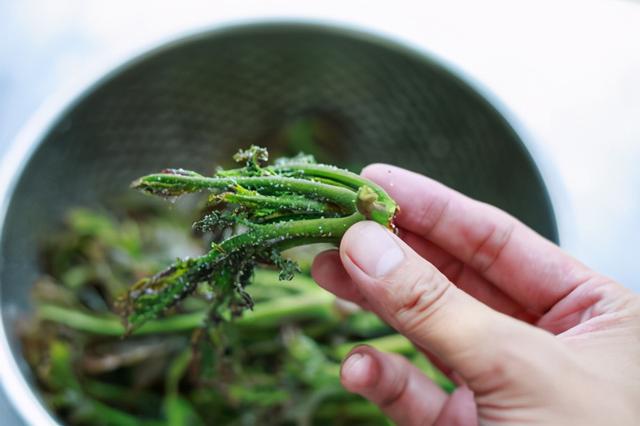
[123,213,363,328]
[39,290,335,336]
[123,146,398,330]
[218,162,397,226]
[272,163,397,226]
[203,212,364,263]
[133,174,357,212]
[220,192,339,217]
[275,163,389,197]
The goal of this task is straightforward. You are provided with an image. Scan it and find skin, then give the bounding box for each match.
[312,164,640,425]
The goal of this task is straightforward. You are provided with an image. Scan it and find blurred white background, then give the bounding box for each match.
[1,1,639,421]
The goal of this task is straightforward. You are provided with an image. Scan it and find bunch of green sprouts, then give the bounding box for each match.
[21,169,454,425]
[121,146,397,330]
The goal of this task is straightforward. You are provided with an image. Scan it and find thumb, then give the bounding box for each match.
[339,221,561,387]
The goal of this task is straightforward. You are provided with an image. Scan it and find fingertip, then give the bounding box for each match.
[337,220,367,259]
[339,221,407,279]
[311,249,365,304]
[340,346,379,391]
[311,249,340,281]
[434,384,477,425]
[342,345,450,426]
[361,163,421,193]
[360,163,395,180]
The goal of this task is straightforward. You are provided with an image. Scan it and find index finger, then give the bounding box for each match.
[362,164,594,313]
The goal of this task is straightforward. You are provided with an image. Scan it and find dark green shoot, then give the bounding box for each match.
[120,146,398,331]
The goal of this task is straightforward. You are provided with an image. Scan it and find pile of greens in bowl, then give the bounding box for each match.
[20,147,452,425]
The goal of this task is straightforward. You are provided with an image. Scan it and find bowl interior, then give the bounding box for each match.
[0,23,556,422]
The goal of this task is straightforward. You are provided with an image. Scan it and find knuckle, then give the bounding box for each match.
[416,197,450,239]
[438,256,466,284]
[378,371,409,410]
[469,342,526,392]
[468,214,516,273]
[469,327,560,394]
[388,263,452,334]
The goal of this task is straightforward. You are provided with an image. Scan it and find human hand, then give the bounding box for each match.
[312,164,640,425]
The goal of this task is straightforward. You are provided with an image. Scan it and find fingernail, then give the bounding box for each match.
[341,352,371,386]
[346,222,405,278]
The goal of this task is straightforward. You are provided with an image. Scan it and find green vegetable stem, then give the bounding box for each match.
[120,146,397,331]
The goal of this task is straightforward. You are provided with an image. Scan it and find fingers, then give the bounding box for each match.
[312,232,538,323]
[339,221,562,385]
[538,277,633,335]
[362,164,594,313]
[312,255,457,377]
[312,250,367,305]
[341,345,450,426]
[434,386,478,426]
[403,231,538,324]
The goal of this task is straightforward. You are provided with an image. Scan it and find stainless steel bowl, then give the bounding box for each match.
[0,22,557,425]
